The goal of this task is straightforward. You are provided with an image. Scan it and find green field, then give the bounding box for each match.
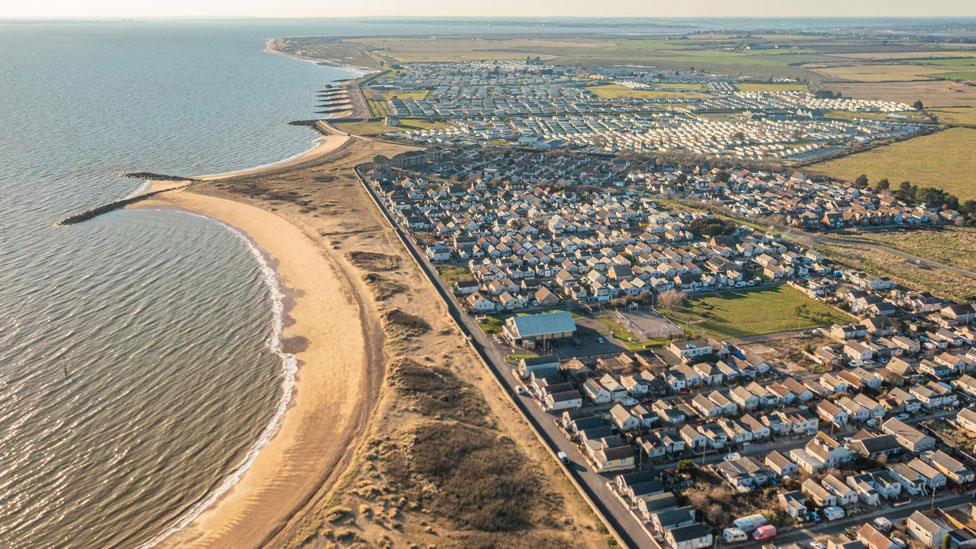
[437,265,475,287]
[662,285,855,339]
[812,128,976,202]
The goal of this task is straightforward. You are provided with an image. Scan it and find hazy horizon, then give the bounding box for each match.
[2,1,974,19]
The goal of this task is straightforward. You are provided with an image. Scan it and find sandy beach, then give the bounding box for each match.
[196,133,350,181]
[135,179,382,548]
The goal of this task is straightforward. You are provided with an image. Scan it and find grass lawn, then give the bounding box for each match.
[594,315,670,351]
[812,128,976,201]
[334,119,452,137]
[588,84,709,100]
[376,89,431,101]
[662,285,854,339]
[735,82,807,92]
[437,265,475,287]
[478,315,506,335]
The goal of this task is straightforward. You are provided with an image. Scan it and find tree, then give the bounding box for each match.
[876,178,890,191]
[677,459,696,474]
[913,100,924,111]
[658,290,687,312]
[853,174,869,189]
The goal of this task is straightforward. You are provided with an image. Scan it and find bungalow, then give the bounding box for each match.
[846,474,882,506]
[582,379,612,404]
[888,463,928,495]
[651,506,696,535]
[837,396,870,423]
[957,407,976,435]
[688,394,719,421]
[906,511,949,547]
[847,430,902,460]
[856,523,900,549]
[593,445,635,472]
[853,393,886,419]
[765,450,798,478]
[638,492,679,522]
[544,390,583,411]
[693,362,723,386]
[802,477,837,507]
[778,490,808,519]
[598,374,628,402]
[610,404,640,432]
[698,422,728,449]
[669,340,713,362]
[712,455,771,492]
[822,474,859,507]
[680,424,707,451]
[908,458,947,490]
[928,450,974,484]
[707,391,738,416]
[654,400,687,425]
[665,523,713,549]
[817,400,849,426]
[731,385,760,411]
[882,418,935,452]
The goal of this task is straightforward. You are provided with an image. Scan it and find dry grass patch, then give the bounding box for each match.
[814,63,950,82]
[812,128,976,202]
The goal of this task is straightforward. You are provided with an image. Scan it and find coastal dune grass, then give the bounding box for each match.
[663,285,854,339]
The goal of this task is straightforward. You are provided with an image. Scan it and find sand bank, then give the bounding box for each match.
[196,133,350,181]
[135,182,378,548]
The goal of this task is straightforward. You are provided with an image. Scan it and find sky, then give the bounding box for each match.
[2,0,974,19]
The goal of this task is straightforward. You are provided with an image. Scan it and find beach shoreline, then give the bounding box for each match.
[132,176,383,548]
[195,133,350,181]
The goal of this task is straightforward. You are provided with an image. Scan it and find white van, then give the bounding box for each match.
[723,528,748,543]
[823,506,845,521]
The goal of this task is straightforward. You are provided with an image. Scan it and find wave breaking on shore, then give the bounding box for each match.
[138,212,298,549]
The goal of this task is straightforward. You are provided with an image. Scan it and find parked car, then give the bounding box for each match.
[557,451,569,465]
[895,412,910,420]
[516,385,526,396]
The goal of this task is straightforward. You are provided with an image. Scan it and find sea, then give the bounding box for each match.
[0,16,972,548]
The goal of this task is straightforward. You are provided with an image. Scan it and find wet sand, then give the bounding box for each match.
[134,177,380,548]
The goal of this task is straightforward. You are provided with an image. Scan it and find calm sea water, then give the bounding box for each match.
[2,16,971,548]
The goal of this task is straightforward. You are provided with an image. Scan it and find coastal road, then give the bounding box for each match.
[355,167,655,549]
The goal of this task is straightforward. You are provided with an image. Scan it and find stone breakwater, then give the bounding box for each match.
[59,185,188,225]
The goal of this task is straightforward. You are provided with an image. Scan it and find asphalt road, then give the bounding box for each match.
[773,493,973,546]
[356,168,656,549]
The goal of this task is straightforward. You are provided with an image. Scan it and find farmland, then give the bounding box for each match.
[661,285,854,339]
[811,128,976,201]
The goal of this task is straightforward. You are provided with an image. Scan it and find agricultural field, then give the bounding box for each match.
[813,63,954,82]
[932,107,976,126]
[587,84,710,100]
[735,82,807,92]
[661,285,854,339]
[828,80,976,108]
[811,128,976,201]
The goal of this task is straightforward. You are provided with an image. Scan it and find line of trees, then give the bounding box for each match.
[853,173,976,224]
